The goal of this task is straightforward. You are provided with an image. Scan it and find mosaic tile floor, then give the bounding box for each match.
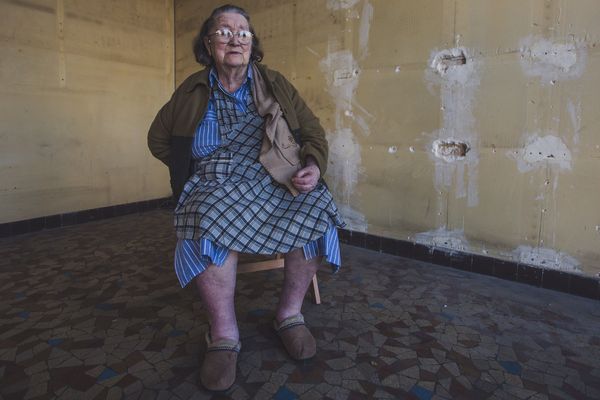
[1,210,599,400]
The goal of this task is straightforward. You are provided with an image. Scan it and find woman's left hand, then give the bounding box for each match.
[292,158,320,193]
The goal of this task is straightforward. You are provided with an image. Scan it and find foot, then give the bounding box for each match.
[199,333,241,392]
[274,314,316,360]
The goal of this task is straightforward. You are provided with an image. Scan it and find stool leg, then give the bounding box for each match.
[311,274,321,305]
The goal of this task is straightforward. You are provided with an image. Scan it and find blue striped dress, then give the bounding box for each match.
[174,68,341,287]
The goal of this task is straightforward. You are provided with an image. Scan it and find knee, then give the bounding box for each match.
[283,248,304,265]
[284,248,321,270]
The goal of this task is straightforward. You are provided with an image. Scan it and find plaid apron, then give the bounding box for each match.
[174,84,344,255]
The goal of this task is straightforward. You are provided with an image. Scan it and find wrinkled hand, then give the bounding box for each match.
[292,161,320,193]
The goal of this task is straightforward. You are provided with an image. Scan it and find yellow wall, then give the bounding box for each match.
[175,0,600,277]
[0,0,173,223]
[1,1,596,278]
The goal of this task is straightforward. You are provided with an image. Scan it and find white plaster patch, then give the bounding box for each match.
[333,67,360,85]
[320,3,373,231]
[327,128,362,204]
[520,36,587,82]
[354,114,370,136]
[508,134,572,172]
[428,47,476,85]
[327,0,360,10]
[358,1,373,59]
[415,228,470,253]
[432,139,470,162]
[320,50,359,101]
[425,47,481,207]
[305,47,320,57]
[352,100,373,118]
[567,99,582,145]
[320,50,373,137]
[351,100,374,137]
[338,204,367,232]
[513,246,581,272]
[430,48,466,77]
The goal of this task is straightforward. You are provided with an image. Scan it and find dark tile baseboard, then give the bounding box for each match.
[0,197,173,238]
[339,229,600,301]
[3,214,598,300]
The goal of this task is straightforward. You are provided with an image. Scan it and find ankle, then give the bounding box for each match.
[275,310,301,325]
[210,325,239,343]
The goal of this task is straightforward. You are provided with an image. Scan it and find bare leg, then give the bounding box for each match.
[194,251,239,342]
[276,249,321,323]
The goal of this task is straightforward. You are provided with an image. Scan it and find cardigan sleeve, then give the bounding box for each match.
[147,95,175,166]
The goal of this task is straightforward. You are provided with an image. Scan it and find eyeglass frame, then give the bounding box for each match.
[207,28,253,44]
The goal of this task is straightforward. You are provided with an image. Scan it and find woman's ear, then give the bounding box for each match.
[203,37,211,56]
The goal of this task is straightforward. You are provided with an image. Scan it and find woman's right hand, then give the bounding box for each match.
[292,157,320,193]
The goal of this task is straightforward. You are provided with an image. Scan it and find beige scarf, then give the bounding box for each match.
[251,63,301,196]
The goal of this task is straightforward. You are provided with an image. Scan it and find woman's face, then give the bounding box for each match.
[204,12,252,71]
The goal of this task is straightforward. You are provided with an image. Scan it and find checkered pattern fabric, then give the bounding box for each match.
[174,83,345,255]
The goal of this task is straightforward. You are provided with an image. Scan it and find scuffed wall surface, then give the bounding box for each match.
[174,0,600,277]
[0,0,174,223]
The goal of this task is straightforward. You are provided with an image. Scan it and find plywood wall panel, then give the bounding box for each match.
[0,1,57,51]
[454,0,535,53]
[361,0,444,69]
[63,14,167,69]
[356,68,440,147]
[0,0,173,223]
[361,149,443,238]
[556,0,600,38]
[556,52,600,159]
[450,152,546,252]
[545,158,600,275]
[474,57,529,150]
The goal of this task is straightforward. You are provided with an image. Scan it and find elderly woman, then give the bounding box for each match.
[148,4,344,391]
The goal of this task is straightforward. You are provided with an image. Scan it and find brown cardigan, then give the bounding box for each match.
[147,62,328,200]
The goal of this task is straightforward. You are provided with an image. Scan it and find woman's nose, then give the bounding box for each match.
[227,35,241,45]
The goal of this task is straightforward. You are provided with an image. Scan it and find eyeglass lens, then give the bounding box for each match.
[214,29,252,43]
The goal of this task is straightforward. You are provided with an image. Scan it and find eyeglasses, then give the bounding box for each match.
[209,28,253,44]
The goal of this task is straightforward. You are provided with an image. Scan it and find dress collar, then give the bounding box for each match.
[209,66,253,90]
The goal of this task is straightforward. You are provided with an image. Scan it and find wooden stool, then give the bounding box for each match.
[237,254,321,305]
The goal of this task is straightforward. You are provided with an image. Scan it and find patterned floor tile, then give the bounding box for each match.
[1,210,599,399]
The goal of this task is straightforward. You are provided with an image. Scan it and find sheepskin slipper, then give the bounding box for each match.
[274,314,316,360]
[199,333,241,392]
